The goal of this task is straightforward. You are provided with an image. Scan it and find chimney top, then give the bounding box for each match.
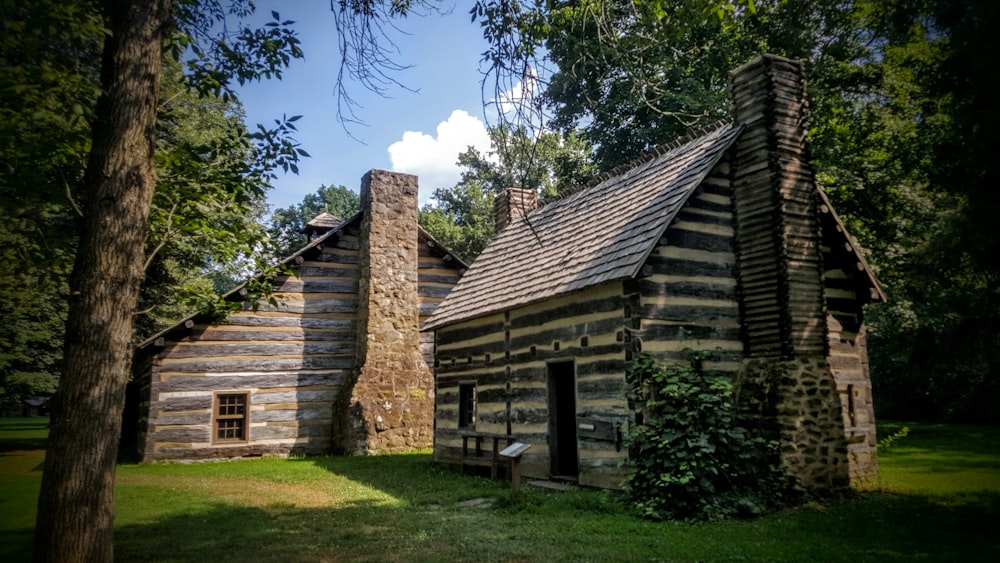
[493,188,538,233]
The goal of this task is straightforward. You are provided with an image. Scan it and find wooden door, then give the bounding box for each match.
[547,360,579,478]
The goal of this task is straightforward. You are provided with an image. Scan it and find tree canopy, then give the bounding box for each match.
[419,126,594,261]
[269,184,361,258]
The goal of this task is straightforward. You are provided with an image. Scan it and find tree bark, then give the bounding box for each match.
[32,1,170,561]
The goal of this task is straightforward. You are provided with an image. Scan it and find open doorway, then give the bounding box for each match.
[547,360,578,479]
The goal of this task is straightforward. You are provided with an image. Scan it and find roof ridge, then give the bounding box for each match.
[538,118,734,208]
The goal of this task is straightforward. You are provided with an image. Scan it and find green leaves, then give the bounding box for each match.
[623,351,795,520]
[268,184,361,259]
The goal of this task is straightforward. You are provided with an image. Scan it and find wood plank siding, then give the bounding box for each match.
[140,230,364,460]
[637,157,744,377]
[418,232,462,366]
[434,282,629,488]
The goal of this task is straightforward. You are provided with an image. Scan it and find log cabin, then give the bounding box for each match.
[129,170,467,461]
[424,54,885,490]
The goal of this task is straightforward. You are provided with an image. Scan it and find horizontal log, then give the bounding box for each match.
[154,373,347,394]
[251,424,332,440]
[436,320,505,346]
[643,255,735,278]
[296,266,361,277]
[638,279,737,301]
[253,390,339,404]
[509,316,621,351]
[505,407,549,425]
[638,324,742,343]
[191,329,354,342]
[145,440,330,461]
[155,356,354,374]
[510,295,624,329]
[148,426,211,443]
[163,341,355,359]
[243,298,357,315]
[675,208,733,227]
[577,377,627,395]
[152,395,212,413]
[418,285,454,299]
[661,228,734,253]
[436,340,507,363]
[253,407,332,422]
[640,304,741,323]
[149,412,211,426]
[272,280,359,294]
[418,273,461,285]
[313,250,360,264]
[223,316,356,330]
[577,358,628,377]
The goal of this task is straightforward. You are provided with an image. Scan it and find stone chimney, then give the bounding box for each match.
[332,170,434,454]
[729,55,850,488]
[493,187,538,233]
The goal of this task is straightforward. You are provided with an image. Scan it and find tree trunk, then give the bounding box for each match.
[32,1,170,561]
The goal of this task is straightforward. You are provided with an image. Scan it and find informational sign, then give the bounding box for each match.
[498,442,531,458]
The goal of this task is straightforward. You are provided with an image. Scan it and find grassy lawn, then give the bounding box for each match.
[2,418,998,562]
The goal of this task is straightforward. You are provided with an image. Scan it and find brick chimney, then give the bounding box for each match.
[493,187,538,233]
[332,170,434,454]
[729,55,850,488]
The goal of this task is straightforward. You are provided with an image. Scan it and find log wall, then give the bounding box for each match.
[823,246,879,484]
[637,158,744,376]
[434,282,629,488]
[730,55,828,358]
[140,227,363,461]
[418,232,463,366]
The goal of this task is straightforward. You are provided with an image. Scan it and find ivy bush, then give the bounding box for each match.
[623,351,798,521]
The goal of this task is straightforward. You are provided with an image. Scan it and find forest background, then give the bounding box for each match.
[2,0,997,431]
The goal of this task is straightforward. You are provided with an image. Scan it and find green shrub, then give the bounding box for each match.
[623,351,797,521]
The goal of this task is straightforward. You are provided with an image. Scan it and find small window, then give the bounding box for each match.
[846,384,857,427]
[214,392,249,443]
[458,383,477,429]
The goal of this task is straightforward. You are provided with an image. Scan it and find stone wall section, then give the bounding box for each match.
[333,170,434,454]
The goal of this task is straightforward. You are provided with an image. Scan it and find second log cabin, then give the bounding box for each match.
[129,170,466,461]
[425,54,885,490]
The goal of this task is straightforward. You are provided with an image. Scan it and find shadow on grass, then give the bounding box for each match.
[0,418,49,452]
[289,452,511,506]
[107,487,1000,562]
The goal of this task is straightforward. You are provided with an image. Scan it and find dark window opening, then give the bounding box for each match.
[847,384,856,427]
[214,392,249,443]
[459,383,477,429]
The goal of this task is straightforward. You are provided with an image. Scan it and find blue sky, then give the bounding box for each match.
[234,2,497,211]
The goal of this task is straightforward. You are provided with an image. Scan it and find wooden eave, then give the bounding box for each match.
[418,226,470,271]
[136,211,363,352]
[816,187,887,303]
[137,210,469,352]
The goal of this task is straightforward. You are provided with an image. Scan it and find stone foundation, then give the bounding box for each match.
[737,357,850,489]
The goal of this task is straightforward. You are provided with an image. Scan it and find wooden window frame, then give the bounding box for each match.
[458,382,477,429]
[213,392,250,444]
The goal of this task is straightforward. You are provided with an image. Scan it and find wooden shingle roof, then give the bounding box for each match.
[424,122,743,330]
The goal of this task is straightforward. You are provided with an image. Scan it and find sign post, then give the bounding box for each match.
[498,442,531,498]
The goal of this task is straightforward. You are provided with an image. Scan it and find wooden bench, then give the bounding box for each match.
[460,432,515,480]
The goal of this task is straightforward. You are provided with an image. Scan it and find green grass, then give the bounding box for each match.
[2,418,999,561]
[0,417,48,451]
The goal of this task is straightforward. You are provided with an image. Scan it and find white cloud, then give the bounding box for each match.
[388,110,494,203]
